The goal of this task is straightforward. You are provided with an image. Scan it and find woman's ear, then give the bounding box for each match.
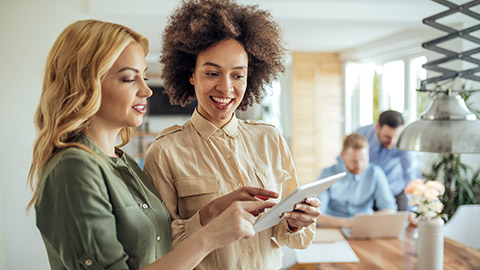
[189,76,194,85]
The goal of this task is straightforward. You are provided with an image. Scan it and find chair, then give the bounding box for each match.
[443,204,480,249]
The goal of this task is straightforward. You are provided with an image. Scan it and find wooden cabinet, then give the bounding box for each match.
[290,52,344,185]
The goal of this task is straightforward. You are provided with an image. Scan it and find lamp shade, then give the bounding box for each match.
[397,94,480,153]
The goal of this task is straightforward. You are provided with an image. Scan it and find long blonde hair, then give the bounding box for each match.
[27,19,149,210]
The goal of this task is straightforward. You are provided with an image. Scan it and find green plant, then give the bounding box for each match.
[425,153,480,218]
[460,91,480,118]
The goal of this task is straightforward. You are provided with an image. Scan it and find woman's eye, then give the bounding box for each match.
[123,79,135,83]
[205,72,218,77]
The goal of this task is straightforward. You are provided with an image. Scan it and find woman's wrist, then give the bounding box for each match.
[189,226,216,254]
[199,204,220,226]
[287,220,301,232]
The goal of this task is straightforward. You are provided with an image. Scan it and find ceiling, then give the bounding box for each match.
[88,0,474,75]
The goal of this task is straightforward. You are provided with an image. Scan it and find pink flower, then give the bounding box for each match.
[404,179,445,220]
[405,179,424,194]
[425,180,445,196]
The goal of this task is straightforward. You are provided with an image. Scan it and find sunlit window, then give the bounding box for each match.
[344,62,375,133]
[344,56,427,133]
[382,60,405,113]
[409,56,428,123]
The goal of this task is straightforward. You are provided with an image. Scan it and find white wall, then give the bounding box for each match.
[0,1,88,269]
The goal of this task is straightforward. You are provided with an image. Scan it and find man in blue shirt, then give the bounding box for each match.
[355,110,421,211]
[317,133,397,228]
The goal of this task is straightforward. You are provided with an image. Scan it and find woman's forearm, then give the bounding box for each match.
[141,200,275,270]
[140,229,213,270]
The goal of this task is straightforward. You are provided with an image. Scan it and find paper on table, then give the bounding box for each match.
[295,229,359,263]
[314,228,346,242]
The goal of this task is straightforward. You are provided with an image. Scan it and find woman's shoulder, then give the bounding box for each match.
[239,119,280,134]
[43,147,103,179]
[54,146,100,163]
[148,122,197,151]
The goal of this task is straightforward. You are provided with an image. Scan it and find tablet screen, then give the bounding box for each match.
[253,172,346,232]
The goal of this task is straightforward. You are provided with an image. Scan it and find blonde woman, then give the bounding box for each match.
[27,19,275,270]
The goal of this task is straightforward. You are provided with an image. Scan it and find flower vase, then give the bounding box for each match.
[417,217,444,270]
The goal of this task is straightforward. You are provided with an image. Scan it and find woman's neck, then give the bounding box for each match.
[83,121,121,157]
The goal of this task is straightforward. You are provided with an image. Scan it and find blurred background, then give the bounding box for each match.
[1,1,479,269]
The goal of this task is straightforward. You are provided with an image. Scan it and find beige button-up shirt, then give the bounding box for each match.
[144,110,315,270]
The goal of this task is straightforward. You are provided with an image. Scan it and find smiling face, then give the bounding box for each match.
[190,39,248,128]
[94,42,152,130]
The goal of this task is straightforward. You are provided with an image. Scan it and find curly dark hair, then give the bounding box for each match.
[160,0,286,110]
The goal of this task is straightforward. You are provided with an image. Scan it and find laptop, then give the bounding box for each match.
[341,211,409,239]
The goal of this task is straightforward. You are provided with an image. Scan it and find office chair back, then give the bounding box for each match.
[444,204,480,249]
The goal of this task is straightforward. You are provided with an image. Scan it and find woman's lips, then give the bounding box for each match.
[210,96,233,109]
[132,104,147,114]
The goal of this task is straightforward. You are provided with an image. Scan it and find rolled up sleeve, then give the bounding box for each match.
[272,133,315,249]
[144,142,204,248]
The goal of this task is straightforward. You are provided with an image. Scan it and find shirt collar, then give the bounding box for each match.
[190,108,238,141]
[73,133,127,167]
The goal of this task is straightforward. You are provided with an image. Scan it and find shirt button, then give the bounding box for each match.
[218,130,223,135]
[156,235,161,241]
[84,259,93,267]
[142,203,149,209]
[246,248,252,254]
[237,183,242,188]
[226,154,231,160]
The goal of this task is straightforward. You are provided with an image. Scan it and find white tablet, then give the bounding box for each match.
[253,172,346,232]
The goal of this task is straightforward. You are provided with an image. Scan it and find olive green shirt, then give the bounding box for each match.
[35,134,172,270]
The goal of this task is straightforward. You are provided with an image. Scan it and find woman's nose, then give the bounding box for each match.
[216,76,233,93]
[140,80,153,98]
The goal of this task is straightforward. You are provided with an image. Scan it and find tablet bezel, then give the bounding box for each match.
[253,172,346,232]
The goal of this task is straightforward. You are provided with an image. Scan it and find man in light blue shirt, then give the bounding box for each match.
[355,110,421,211]
[317,133,397,228]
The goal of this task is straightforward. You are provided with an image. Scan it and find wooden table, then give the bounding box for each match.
[289,226,480,270]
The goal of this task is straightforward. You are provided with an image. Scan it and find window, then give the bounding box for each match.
[381,60,405,113]
[344,62,375,133]
[409,56,428,123]
[344,56,427,133]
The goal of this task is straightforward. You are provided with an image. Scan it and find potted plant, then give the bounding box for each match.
[425,153,480,218]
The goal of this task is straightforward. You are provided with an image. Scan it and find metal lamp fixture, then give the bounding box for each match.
[397,0,480,153]
[397,92,480,153]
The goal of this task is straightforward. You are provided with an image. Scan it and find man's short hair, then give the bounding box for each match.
[378,110,404,128]
[343,133,369,151]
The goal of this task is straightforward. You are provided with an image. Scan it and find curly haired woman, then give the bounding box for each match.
[28,19,276,270]
[144,1,320,269]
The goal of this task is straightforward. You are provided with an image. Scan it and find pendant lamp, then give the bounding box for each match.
[397,92,480,153]
[396,0,480,153]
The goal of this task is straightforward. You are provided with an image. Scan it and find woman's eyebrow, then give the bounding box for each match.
[202,62,247,70]
[117,67,139,73]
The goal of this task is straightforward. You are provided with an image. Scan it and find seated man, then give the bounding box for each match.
[355,110,421,211]
[317,133,397,228]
